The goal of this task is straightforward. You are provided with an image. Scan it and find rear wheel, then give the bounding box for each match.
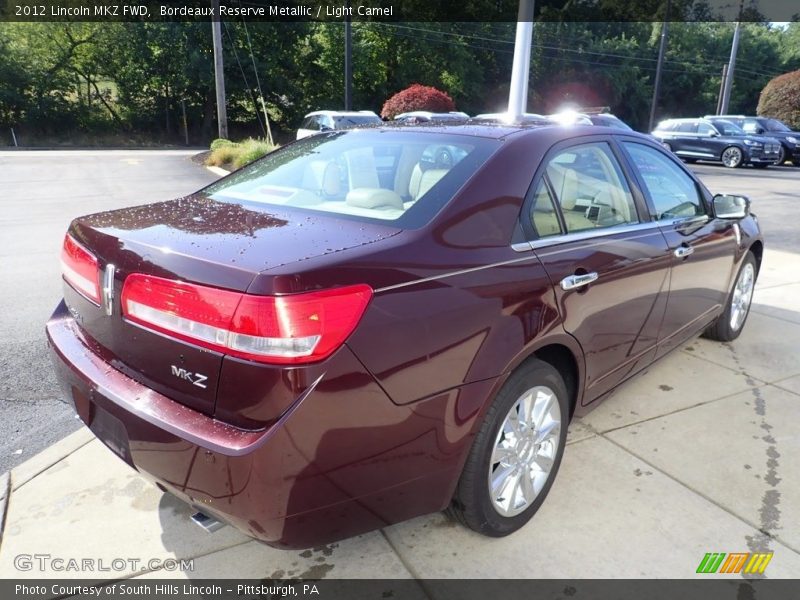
[447,359,568,537]
[721,146,744,168]
[704,252,757,342]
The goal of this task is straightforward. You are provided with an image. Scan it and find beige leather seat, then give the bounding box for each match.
[408,164,449,201]
[302,160,340,197]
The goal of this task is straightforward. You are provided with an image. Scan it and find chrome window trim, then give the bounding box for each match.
[527,220,664,250]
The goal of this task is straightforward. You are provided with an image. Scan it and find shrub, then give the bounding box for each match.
[206,137,276,170]
[210,138,235,151]
[381,83,456,120]
[757,70,800,130]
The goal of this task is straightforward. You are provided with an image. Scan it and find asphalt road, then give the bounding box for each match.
[0,151,797,475]
[0,150,217,475]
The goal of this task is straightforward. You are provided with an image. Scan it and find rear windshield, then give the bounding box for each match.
[202,130,500,228]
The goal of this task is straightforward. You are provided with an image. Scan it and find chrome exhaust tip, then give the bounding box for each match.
[190,511,226,533]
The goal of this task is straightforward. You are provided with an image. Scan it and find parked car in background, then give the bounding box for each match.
[296,110,382,139]
[546,110,593,126]
[394,111,470,123]
[706,115,800,166]
[585,113,634,131]
[473,112,549,124]
[49,123,762,549]
[652,117,781,168]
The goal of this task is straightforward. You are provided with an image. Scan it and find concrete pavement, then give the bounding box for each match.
[1,246,798,580]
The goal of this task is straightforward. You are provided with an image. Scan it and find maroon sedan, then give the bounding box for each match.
[48,123,762,548]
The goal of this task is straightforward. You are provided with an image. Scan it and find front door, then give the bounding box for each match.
[620,141,738,356]
[523,140,672,405]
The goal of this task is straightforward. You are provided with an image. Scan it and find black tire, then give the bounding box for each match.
[721,146,744,168]
[446,359,569,537]
[776,146,786,165]
[704,252,758,342]
[793,159,800,167]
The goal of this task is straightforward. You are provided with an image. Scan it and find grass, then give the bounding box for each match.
[206,137,277,170]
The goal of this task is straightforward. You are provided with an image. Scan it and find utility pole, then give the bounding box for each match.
[211,0,228,139]
[719,19,742,115]
[344,0,352,110]
[507,0,535,119]
[648,0,671,132]
[716,64,728,115]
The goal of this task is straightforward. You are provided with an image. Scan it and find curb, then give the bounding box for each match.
[11,427,95,491]
[0,471,10,548]
[205,165,230,177]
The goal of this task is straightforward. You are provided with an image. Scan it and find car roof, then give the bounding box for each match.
[351,120,656,143]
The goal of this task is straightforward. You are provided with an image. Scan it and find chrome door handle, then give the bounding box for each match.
[674,245,695,258]
[560,272,599,291]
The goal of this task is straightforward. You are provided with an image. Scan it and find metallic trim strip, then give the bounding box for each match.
[375,254,539,293]
[529,220,664,250]
[511,241,533,253]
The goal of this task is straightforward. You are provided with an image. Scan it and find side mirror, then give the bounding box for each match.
[709,131,720,137]
[755,127,765,134]
[713,194,749,219]
[319,125,333,132]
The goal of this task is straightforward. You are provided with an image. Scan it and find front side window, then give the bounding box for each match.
[677,122,697,133]
[623,142,706,220]
[545,142,639,233]
[711,120,744,136]
[697,122,717,135]
[202,131,499,228]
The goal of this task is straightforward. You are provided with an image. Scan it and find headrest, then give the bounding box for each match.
[346,188,404,210]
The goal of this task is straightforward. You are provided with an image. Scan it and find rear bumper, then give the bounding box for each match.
[46,301,470,548]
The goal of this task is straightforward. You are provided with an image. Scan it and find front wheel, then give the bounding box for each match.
[446,359,568,537]
[721,146,744,168]
[775,146,786,165]
[704,252,757,342]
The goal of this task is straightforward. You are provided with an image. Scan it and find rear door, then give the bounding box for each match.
[620,141,738,356]
[523,138,672,405]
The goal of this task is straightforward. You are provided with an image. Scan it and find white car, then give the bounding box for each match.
[393,111,470,123]
[473,112,548,124]
[296,110,382,140]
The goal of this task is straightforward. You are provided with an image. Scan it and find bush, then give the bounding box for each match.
[206,137,277,170]
[210,138,235,151]
[757,70,800,130]
[381,83,456,120]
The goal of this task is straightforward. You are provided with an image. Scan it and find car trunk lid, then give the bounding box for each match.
[63,195,399,419]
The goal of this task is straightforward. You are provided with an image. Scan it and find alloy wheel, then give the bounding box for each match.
[730,262,755,332]
[488,385,562,517]
[722,147,743,168]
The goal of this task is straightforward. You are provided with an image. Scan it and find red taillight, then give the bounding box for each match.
[120,274,372,364]
[61,234,101,304]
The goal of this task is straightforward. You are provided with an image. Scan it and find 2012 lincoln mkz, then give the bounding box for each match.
[47,123,763,548]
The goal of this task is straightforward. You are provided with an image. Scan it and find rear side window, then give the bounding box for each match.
[623,142,705,220]
[202,131,499,228]
[545,142,639,233]
[529,180,562,238]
